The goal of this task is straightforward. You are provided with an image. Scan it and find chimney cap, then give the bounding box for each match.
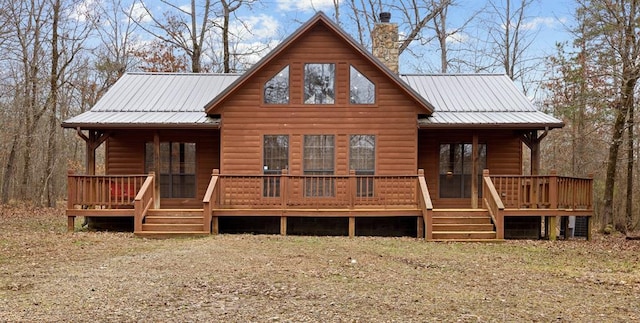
[379,12,391,23]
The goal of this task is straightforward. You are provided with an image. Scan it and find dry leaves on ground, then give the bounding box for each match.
[1,204,639,321]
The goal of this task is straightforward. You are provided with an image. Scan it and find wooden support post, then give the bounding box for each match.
[280,216,287,236]
[349,170,356,208]
[549,216,558,241]
[417,216,424,239]
[549,170,558,209]
[281,169,288,210]
[153,132,161,208]
[349,217,355,238]
[212,217,219,235]
[68,216,75,232]
[471,133,479,208]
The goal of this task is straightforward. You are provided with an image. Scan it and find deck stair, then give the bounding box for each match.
[431,209,500,241]
[136,209,208,238]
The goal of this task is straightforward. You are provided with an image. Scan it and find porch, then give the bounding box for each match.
[66,169,594,240]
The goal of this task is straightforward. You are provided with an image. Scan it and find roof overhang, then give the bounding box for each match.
[61,111,221,130]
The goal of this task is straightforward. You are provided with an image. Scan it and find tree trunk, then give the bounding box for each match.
[625,94,634,232]
[42,0,60,207]
[602,77,636,230]
[1,135,19,204]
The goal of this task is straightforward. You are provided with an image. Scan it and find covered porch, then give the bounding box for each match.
[66,168,593,240]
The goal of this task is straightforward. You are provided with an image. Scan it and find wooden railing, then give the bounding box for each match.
[203,169,219,234]
[212,171,420,209]
[133,173,156,233]
[66,170,148,209]
[482,170,505,239]
[489,171,593,210]
[417,169,434,240]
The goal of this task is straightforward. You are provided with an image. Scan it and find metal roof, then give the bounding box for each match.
[62,73,239,129]
[402,74,564,129]
[63,72,563,130]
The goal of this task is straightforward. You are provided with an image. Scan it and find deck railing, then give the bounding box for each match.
[482,170,505,239]
[213,170,420,209]
[133,173,156,233]
[489,171,593,210]
[66,170,148,209]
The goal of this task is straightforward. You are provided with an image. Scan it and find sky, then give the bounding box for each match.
[93,0,580,76]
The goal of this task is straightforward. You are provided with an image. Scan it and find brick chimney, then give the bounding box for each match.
[372,12,399,73]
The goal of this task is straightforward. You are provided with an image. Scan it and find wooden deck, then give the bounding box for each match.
[66,169,594,240]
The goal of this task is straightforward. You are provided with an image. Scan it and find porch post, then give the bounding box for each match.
[471,133,479,208]
[153,132,161,208]
[521,129,548,176]
[76,128,109,175]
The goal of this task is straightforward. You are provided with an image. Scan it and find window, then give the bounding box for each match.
[145,142,196,198]
[439,143,487,198]
[304,63,335,104]
[350,135,376,197]
[263,135,289,197]
[303,135,335,196]
[264,66,289,104]
[350,66,375,104]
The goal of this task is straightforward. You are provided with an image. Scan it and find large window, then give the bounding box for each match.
[350,66,375,104]
[263,135,289,197]
[350,135,376,197]
[304,64,335,104]
[439,143,486,198]
[145,142,196,198]
[303,135,335,196]
[264,66,289,104]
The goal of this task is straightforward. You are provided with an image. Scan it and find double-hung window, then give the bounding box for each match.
[303,135,335,197]
[263,135,289,197]
[349,135,376,197]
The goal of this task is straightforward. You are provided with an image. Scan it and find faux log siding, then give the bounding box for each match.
[219,24,421,176]
[417,129,522,208]
[106,130,220,201]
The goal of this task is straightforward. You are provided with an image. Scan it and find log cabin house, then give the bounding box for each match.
[62,12,593,240]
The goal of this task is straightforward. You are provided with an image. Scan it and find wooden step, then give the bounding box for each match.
[146,209,204,216]
[135,231,209,239]
[141,223,204,232]
[433,223,495,231]
[432,231,497,240]
[433,209,490,217]
[145,216,204,224]
[432,216,492,225]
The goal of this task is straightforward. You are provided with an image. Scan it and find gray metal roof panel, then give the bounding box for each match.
[401,74,540,113]
[91,73,240,113]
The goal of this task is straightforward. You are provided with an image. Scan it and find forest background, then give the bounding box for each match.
[0,0,637,233]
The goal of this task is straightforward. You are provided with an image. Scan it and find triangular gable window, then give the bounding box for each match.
[350,65,375,104]
[264,65,290,104]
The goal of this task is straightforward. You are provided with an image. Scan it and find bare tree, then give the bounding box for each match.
[133,0,212,72]
[576,0,640,232]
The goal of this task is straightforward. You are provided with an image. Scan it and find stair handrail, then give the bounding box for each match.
[418,169,434,240]
[203,169,220,234]
[482,169,504,239]
[134,172,155,234]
